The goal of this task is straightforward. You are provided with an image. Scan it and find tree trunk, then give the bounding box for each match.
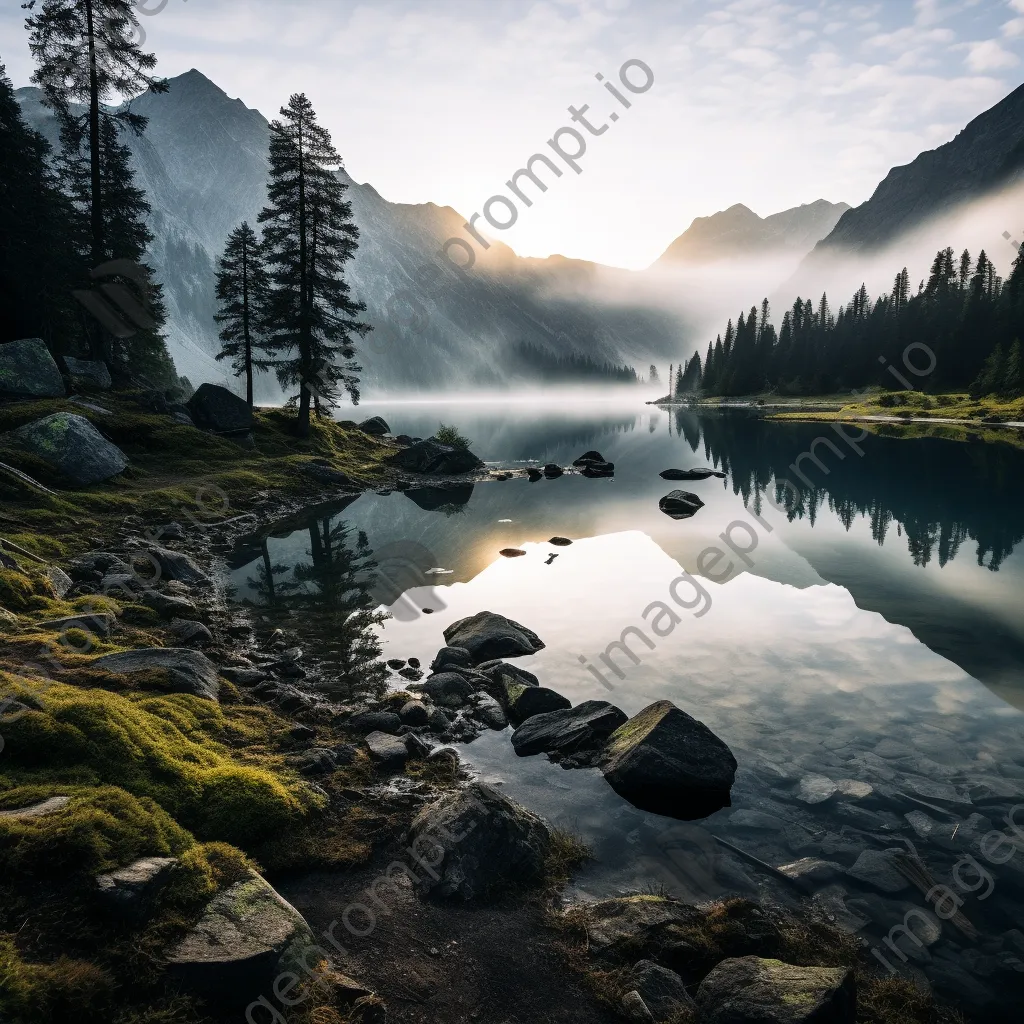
[295,112,311,438]
[84,0,105,362]
[242,237,253,408]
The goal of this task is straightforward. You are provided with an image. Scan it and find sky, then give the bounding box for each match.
[3,0,1024,269]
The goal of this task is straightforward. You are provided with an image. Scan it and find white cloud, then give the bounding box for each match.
[964,38,1019,69]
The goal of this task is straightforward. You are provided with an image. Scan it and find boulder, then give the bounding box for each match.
[34,612,115,638]
[569,896,699,955]
[358,415,391,435]
[572,450,606,467]
[46,565,73,597]
[0,338,65,397]
[511,701,628,758]
[506,684,571,722]
[548,536,573,546]
[443,611,545,663]
[527,467,543,481]
[347,710,403,734]
[399,700,430,726]
[404,483,474,510]
[600,701,736,819]
[0,795,70,820]
[91,648,221,700]
[407,782,552,900]
[63,357,112,391]
[185,383,253,433]
[543,464,564,478]
[365,731,409,769]
[387,438,484,475]
[6,413,128,486]
[622,991,655,1022]
[660,467,725,480]
[148,546,214,588]
[581,462,615,478]
[431,646,474,672]
[96,856,178,920]
[845,849,911,894]
[169,619,213,645]
[696,956,856,1024]
[470,693,508,730]
[142,590,200,619]
[627,960,696,1022]
[659,490,705,520]
[412,672,478,706]
[166,870,318,1006]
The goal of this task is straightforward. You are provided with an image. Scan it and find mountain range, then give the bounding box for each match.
[17,70,1024,392]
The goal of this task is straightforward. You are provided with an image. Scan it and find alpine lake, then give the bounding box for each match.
[226,395,1024,1011]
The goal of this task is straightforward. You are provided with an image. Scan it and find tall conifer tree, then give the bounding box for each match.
[259,93,371,436]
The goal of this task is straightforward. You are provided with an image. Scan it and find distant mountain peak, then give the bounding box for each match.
[654,199,850,266]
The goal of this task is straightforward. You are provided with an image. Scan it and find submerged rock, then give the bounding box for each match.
[696,956,856,1024]
[659,490,705,520]
[582,461,615,478]
[7,412,128,486]
[600,700,736,819]
[511,700,627,758]
[166,870,317,1005]
[186,382,253,433]
[93,648,221,700]
[407,782,551,900]
[387,438,484,474]
[443,610,545,663]
[660,467,725,480]
[0,338,65,397]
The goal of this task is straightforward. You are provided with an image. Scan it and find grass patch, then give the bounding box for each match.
[434,423,472,450]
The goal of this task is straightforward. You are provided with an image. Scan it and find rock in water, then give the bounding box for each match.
[430,646,474,672]
[506,684,571,722]
[186,382,253,433]
[167,870,318,1005]
[407,782,551,900]
[660,467,725,480]
[572,450,606,467]
[600,700,736,819]
[387,438,484,474]
[63,357,112,391]
[358,415,390,435]
[0,338,65,397]
[92,648,221,700]
[511,701,628,758]
[6,413,128,486]
[443,611,545,663]
[659,490,705,520]
[696,956,856,1024]
[543,464,564,478]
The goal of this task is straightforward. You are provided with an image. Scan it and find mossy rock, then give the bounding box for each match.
[0,677,321,851]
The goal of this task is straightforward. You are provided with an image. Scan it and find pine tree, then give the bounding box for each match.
[26,0,168,362]
[958,250,972,291]
[259,93,371,437]
[0,62,85,347]
[649,364,660,384]
[1002,339,1023,397]
[214,222,271,408]
[970,343,1006,397]
[668,363,673,398]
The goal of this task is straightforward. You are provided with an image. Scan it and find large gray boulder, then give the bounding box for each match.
[511,700,627,758]
[6,413,128,486]
[387,438,484,474]
[0,338,65,397]
[506,684,571,722]
[91,648,221,700]
[407,782,552,900]
[358,415,390,435]
[443,611,545,664]
[600,700,736,819]
[696,956,856,1024]
[166,870,318,1005]
[63,357,112,391]
[186,382,253,433]
[147,546,214,588]
[567,896,699,955]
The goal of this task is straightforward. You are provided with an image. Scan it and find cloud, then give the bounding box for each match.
[964,38,1019,69]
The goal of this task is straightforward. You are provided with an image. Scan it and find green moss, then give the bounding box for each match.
[0,569,42,614]
[0,784,192,877]
[0,677,322,851]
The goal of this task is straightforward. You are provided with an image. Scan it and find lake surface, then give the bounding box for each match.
[229,397,1024,1012]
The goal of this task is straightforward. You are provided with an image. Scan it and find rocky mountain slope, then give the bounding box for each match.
[811,81,1024,257]
[653,200,850,265]
[17,70,682,394]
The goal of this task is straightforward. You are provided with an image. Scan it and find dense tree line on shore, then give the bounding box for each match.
[679,247,1024,398]
[511,341,639,384]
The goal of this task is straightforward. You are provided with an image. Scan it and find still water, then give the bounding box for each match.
[230,398,1024,1010]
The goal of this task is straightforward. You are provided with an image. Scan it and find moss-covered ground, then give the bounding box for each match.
[0,391,403,1023]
